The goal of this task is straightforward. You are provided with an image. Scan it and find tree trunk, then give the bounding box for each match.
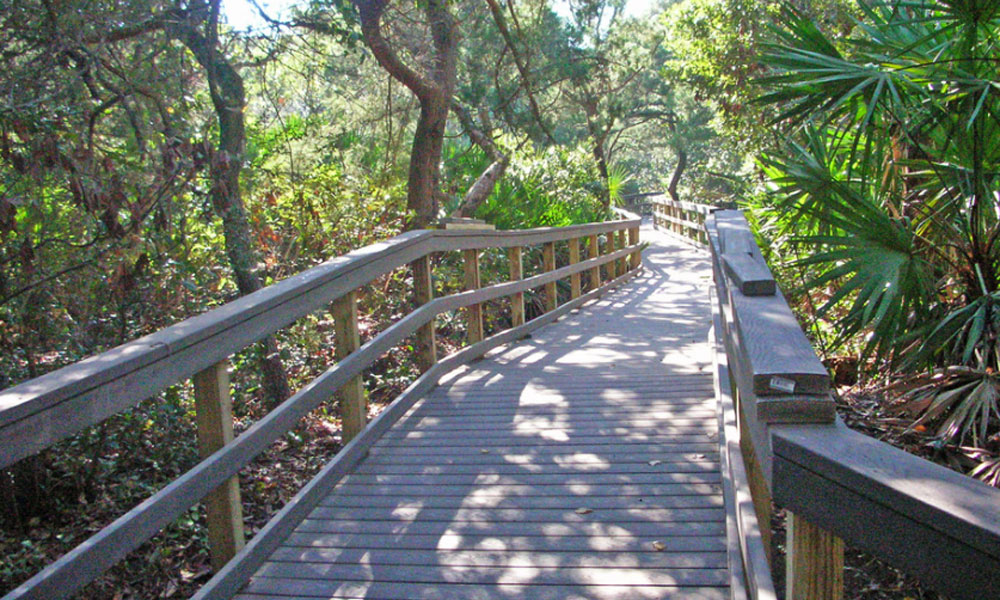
[592,140,611,210]
[354,0,458,230]
[171,3,290,408]
[668,147,687,203]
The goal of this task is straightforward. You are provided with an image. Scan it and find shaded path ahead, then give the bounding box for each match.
[237,224,725,599]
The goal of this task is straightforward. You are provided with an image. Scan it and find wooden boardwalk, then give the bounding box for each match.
[236,225,726,599]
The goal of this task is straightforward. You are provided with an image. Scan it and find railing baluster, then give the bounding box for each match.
[463,248,484,343]
[617,229,627,275]
[786,511,844,600]
[587,234,600,290]
[332,290,366,443]
[543,241,557,312]
[411,255,436,372]
[569,237,581,299]
[508,246,525,327]
[605,231,618,280]
[193,361,245,572]
[629,227,640,271]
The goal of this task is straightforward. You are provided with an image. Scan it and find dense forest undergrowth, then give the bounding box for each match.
[2,0,998,598]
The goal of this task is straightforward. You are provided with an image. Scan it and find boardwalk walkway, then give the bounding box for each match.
[236,225,725,599]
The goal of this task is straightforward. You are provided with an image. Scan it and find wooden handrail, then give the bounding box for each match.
[647,194,714,246]
[1,215,641,600]
[706,210,1000,600]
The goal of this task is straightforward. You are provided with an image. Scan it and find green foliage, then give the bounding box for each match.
[474,142,609,229]
[757,0,1000,443]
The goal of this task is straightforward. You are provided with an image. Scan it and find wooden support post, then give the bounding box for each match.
[629,227,640,271]
[508,246,525,327]
[193,361,245,572]
[463,248,484,344]
[587,234,600,291]
[605,231,618,280]
[332,291,365,443]
[543,241,557,312]
[786,511,844,600]
[617,229,627,275]
[568,237,581,299]
[738,385,774,565]
[411,256,436,373]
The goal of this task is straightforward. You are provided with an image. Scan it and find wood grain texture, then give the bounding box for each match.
[785,511,843,600]
[463,248,484,344]
[543,241,557,312]
[210,224,729,600]
[0,219,641,470]
[411,256,436,372]
[569,237,581,299]
[332,291,365,443]
[507,246,525,327]
[772,423,1000,600]
[194,361,246,573]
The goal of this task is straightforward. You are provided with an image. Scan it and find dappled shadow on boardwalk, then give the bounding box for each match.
[239,224,729,600]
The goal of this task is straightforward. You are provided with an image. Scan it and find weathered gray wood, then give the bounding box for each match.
[239,580,729,600]
[772,422,1000,600]
[0,229,437,468]
[722,253,775,297]
[321,492,724,510]
[327,481,722,497]
[411,255,436,372]
[280,531,726,552]
[710,287,777,600]
[292,518,726,536]
[712,211,829,400]
[307,505,724,523]
[194,361,245,573]
[267,547,728,569]
[355,460,719,475]
[336,471,722,486]
[251,562,730,587]
[0,219,642,470]
[189,266,644,600]
[331,291,365,443]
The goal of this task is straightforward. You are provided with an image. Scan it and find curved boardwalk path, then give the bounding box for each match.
[237,224,724,599]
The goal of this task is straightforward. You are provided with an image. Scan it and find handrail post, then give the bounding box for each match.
[411,255,436,372]
[463,248,484,343]
[628,227,640,271]
[587,234,600,290]
[617,229,627,275]
[786,511,844,600]
[508,246,525,327]
[332,290,366,443]
[543,241,557,312]
[605,231,618,280]
[568,237,581,299]
[193,361,245,572]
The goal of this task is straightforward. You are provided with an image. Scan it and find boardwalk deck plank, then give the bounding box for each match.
[236,224,725,599]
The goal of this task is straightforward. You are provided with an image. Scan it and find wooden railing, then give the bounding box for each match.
[649,194,713,246]
[707,210,1000,600]
[0,212,642,600]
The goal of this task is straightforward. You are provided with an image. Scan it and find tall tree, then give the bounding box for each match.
[352,0,458,229]
[167,1,291,406]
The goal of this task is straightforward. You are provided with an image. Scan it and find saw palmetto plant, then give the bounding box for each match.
[756,0,1000,445]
